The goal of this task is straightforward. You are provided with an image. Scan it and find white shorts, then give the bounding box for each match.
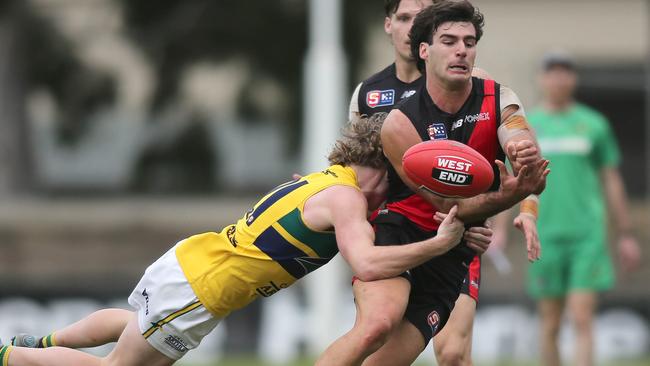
[128,243,221,360]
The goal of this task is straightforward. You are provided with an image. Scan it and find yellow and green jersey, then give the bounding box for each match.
[175,165,359,317]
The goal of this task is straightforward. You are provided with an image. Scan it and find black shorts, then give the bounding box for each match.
[372,210,476,345]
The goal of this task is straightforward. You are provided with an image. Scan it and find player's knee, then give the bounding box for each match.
[541,319,561,339]
[572,313,593,335]
[356,315,397,352]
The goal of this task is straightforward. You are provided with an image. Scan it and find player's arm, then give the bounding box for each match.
[450,87,548,222]
[498,86,542,174]
[601,166,641,271]
[382,109,549,223]
[327,187,486,281]
[348,82,363,121]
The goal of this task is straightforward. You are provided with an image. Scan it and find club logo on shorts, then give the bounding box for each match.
[427,123,447,140]
[366,89,395,108]
[427,310,441,334]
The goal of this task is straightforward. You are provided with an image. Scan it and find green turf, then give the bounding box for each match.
[179,356,650,366]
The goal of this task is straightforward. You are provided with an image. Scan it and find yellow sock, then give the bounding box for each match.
[0,345,13,366]
[39,333,57,348]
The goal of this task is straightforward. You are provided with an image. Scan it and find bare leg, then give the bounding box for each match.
[433,294,476,366]
[315,277,410,366]
[538,298,564,366]
[567,292,596,366]
[361,319,424,366]
[7,312,175,366]
[54,309,133,348]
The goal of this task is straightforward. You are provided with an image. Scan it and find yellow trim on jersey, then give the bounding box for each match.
[271,222,319,258]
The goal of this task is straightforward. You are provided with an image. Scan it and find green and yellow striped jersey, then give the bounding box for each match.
[176,165,359,317]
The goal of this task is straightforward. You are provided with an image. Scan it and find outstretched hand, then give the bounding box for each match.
[434,205,465,251]
[496,159,550,199]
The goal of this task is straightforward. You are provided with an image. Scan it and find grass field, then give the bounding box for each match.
[181,356,650,366]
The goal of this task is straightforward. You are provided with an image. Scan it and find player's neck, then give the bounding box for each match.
[394,57,421,83]
[426,76,473,114]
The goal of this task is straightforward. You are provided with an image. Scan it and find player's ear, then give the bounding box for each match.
[384,16,392,35]
[419,42,429,61]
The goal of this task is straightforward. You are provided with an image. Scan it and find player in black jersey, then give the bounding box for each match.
[318,2,548,366]
[348,0,428,121]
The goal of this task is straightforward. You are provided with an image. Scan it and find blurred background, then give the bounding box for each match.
[0,0,647,365]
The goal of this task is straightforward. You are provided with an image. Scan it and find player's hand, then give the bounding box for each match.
[434,205,465,250]
[618,235,641,272]
[496,159,550,199]
[513,213,541,262]
[464,225,492,254]
[505,139,539,173]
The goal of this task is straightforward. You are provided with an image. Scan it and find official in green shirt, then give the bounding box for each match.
[527,51,641,366]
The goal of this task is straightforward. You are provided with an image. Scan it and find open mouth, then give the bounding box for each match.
[449,64,469,72]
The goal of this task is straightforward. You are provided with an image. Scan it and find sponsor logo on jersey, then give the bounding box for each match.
[400,90,417,99]
[226,225,237,247]
[427,310,441,334]
[450,112,491,131]
[256,281,289,297]
[427,123,447,140]
[322,168,339,178]
[164,335,189,353]
[470,279,479,289]
[432,156,475,186]
[366,89,395,108]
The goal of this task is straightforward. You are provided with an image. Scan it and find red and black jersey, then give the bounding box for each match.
[386,77,505,231]
[357,63,424,116]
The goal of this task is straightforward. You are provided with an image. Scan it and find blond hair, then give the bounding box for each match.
[327,113,387,169]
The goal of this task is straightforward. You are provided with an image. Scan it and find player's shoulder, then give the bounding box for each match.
[360,63,397,87]
[470,76,502,96]
[317,183,366,212]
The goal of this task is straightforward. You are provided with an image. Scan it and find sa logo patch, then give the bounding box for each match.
[366,89,395,108]
[427,310,441,334]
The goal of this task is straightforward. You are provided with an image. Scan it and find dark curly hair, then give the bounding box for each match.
[409,0,485,73]
[328,113,388,169]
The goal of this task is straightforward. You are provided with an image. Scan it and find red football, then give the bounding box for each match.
[402,140,494,198]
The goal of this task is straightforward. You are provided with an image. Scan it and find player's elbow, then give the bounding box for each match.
[352,259,382,282]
